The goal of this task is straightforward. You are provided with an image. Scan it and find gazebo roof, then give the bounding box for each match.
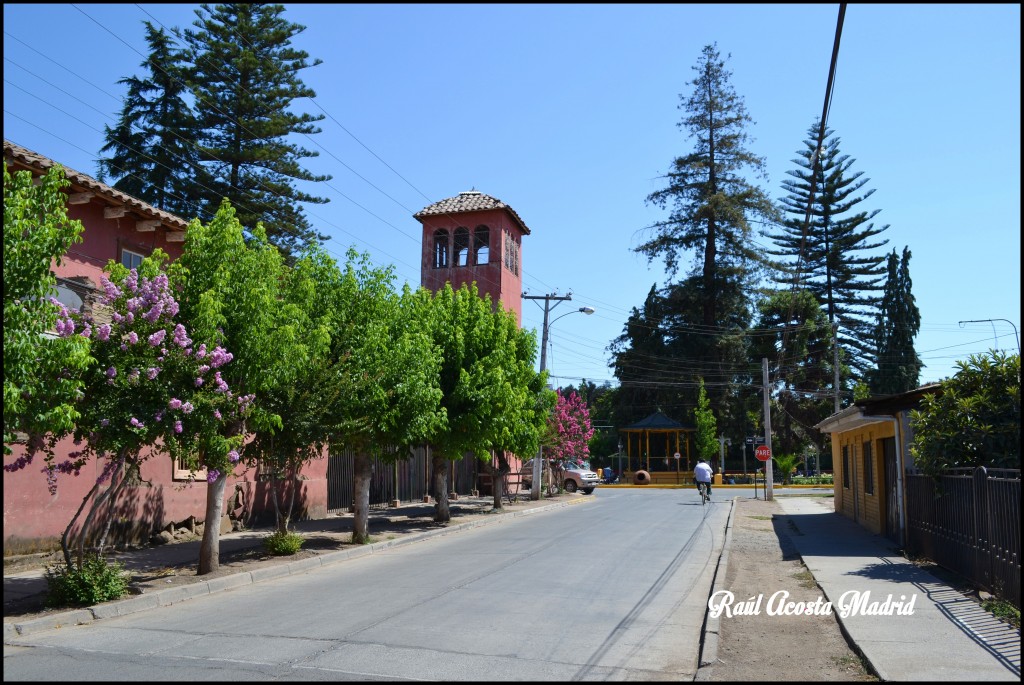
[621,412,694,431]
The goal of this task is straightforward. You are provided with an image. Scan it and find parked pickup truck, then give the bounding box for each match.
[521,459,600,495]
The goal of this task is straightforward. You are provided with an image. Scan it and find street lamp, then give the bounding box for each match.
[958,319,1020,357]
[523,293,595,500]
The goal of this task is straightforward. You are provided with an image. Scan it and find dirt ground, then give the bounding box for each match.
[698,495,877,682]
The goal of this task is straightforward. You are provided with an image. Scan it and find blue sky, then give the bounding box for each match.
[4,3,1020,390]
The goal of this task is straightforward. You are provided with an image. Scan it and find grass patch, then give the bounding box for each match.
[829,653,876,679]
[981,598,1020,628]
[793,565,817,589]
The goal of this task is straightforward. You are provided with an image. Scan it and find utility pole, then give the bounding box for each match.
[523,292,594,500]
[762,357,774,501]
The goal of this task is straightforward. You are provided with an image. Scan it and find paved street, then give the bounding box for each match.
[4,489,730,681]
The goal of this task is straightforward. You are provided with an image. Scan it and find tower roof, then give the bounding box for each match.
[414,190,531,235]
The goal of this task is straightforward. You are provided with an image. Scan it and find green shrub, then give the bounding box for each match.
[263,530,304,556]
[44,555,129,608]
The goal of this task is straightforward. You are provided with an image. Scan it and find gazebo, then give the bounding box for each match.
[620,411,696,477]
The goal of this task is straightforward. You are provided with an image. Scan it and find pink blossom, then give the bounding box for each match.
[174,420,183,434]
[148,329,166,346]
[228,450,240,463]
[96,324,112,341]
[169,398,182,410]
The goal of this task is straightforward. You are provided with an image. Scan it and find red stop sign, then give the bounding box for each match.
[755,445,771,461]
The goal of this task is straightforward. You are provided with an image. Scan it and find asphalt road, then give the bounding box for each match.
[4,489,732,681]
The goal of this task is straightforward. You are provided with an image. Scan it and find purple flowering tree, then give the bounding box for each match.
[19,258,251,568]
[543,390,595,491]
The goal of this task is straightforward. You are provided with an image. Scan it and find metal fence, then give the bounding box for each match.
[905,466,1020,608]
[327,446,483,513]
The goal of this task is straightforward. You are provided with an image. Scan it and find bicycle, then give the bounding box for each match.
[697,481,710,505]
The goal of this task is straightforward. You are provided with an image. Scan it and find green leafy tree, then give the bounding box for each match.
[748,289,835,457]
[3,163,91,458]
[637,42,778,327]
[418,283,548,523]
[98,21,205,219]
[169,199,310,574]
[694,379,718,464]
[482,306,550,508]
[910,351,1020,477]
[320,249,443,543]
[766,121,889,384]
[866,247,922,396]
[182,3,331,254]
[242,245,370,537]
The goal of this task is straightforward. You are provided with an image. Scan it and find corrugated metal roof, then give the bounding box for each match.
[3,139,188,232]
[414,190,531,235]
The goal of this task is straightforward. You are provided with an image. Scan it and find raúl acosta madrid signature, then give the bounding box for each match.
[707,590,917,618]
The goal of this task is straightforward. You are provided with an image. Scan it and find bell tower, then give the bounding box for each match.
[415,190,530,325]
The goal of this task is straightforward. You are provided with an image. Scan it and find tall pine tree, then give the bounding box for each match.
[866,247,922,396]
[183,3,331,255]
[623,44,775,437]
[767,120,889,387]
[98,21,205,220]
[637,43,778,328]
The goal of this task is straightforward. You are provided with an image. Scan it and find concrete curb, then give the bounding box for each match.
[698,497,737,670]
[4,496,592,639]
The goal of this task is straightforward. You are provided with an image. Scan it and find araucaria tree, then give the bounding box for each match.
[182,3,331,255]
[4,164,90,459]
[98,21,205,220]
[866,247,922,396]
[766,121,889,386]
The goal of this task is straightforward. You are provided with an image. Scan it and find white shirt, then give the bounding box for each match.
[694,462,714,483]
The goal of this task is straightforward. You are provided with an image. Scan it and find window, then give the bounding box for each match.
[473,226,489,265]
[454,227,470,267]
[842,445,850,489]
[433,229,449,268]
[503,230,519,275]
[121,248,145,271]
[862,441,874,494]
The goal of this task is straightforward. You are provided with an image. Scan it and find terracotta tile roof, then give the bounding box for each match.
[3,139,188,232]
[414,190,531,235]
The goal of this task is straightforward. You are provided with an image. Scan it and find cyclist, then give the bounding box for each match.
[694,458,714,501]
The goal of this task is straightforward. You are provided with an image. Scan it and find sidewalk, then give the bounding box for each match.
[771,496,1019,681]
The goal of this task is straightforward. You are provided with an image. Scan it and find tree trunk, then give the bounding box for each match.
[352,452,371,543]
[96,464,132,556]
[61,479,103,569]
[486,456,502,510]
[76,457,125,566]
[431,453,450,523]
[198,471,228,575]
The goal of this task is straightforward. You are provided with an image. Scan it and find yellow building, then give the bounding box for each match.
[814,384,941,545]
